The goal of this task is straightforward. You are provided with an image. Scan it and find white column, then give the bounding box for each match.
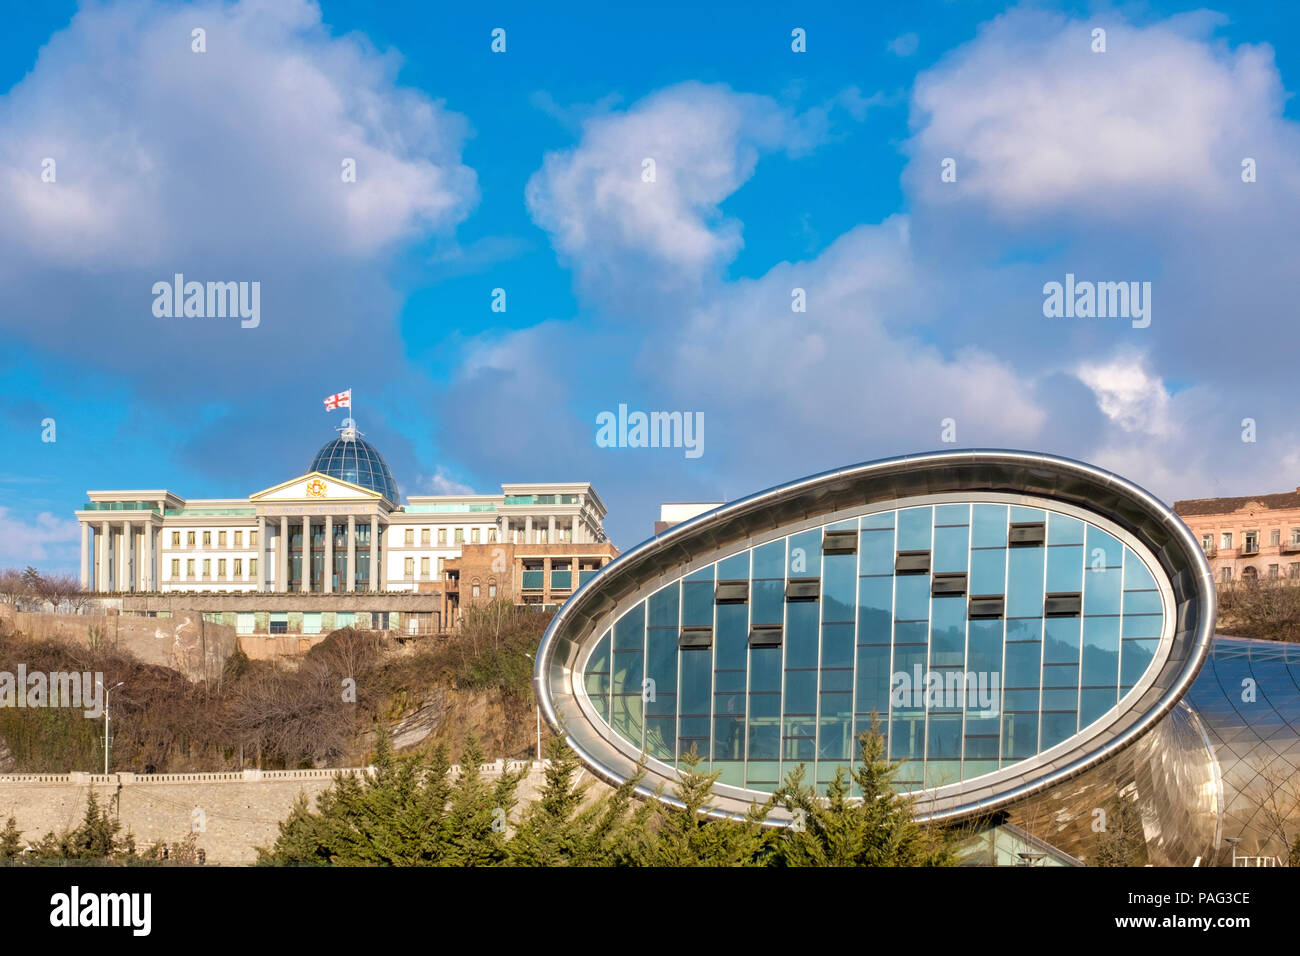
[373,520,384,591]
[324,515,334,594]
[525,515,533,544]
[572,515,582,543]
[301,517,312,593]
[256,516,267,591]
[98,521,110,592]
[548,515,556,544]
[143,524,153,590]
[80,523,90,589]
[279,516,289,592]
[121,519,132,592]
[347,515,356,592]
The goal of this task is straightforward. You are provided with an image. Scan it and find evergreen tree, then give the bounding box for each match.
[617,746,771,867]
[0,817,23,860]
[259,727,523,866]
[770,720,955,867]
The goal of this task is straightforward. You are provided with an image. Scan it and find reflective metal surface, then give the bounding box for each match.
[1003,699,1221,865]
[1183,635,1300,862]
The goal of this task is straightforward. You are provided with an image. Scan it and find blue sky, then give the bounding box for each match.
[2,0,1299,572]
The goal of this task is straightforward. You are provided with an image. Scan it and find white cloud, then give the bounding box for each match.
[0,0,476,272]
[0,509,80,571]
[421,469,477,496]
[888,33,919,57]
[525,82,827,305]
[0,0,480,403]
[907,9,1298,216]
[1075,353,1174,437]
[666,219,1047,466]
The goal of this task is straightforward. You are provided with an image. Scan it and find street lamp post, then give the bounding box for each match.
[100,680,124,775]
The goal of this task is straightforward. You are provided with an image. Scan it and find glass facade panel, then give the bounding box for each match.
[584,501,1168,798]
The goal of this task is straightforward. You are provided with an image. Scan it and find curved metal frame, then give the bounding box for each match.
[534,449,1216,823]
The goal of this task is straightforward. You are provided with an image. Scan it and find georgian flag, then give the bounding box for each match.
[324,389,351,411]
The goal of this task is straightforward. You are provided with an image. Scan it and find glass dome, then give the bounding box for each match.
[308,429,400,503]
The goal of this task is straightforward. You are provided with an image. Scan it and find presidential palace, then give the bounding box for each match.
[74,418,617,634]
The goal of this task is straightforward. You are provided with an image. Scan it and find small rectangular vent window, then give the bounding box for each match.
[968,595,1005,618]
[786,578,820,601]
[679,626,713,649]
[1044,592,1083,616]
[931,572,968,597]
[895,550,931,574]
[715,580,749,604]
[823,530,858,555]
[749,624,783,647]
[1009,522,1046,546]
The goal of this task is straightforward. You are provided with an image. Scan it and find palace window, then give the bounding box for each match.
[1201,534,1212,552]
[438,528,447,546]
[1221,532,1233,550]
[250,558,258,577]
[405,557,414,577]
[405,528,414,546]
[218,559,227,578]
[218,531,227,548]
[235,531,243,548]
[420,557,430,578]
[1271,529,1281,547]
[203,531,212,547]
[186,559,195,578]
[187,531,196,547]
[250,530,258,547]
[202,559,211,578]
[172,531,181,548]
[455,528,464,545]
[234,558,242,577]
[171,559,180,578]
[421,528,430,546]
[471,528,480,544]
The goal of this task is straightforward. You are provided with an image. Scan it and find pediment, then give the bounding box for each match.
[250,472,381,503]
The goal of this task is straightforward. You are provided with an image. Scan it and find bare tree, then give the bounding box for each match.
[1218,579,1300,642]
[0,569,29,606]
[28,573,83,614]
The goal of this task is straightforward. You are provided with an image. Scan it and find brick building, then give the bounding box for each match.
[440,540,618,624]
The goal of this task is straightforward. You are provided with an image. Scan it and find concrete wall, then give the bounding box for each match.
[0,762,549,864]
[1,606,237,684]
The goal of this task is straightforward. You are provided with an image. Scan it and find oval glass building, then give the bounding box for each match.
[536,450,1216,825]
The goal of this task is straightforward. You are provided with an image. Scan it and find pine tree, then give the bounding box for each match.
[0,817,23,860]
[770,718,955,867]
[619,746,770,866]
